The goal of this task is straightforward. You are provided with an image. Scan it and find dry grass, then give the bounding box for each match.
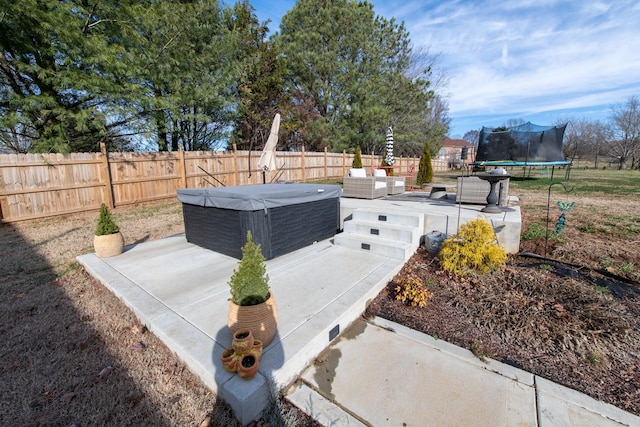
[1,202,243,426]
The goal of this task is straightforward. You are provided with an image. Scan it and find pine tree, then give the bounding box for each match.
[352,146,363,168]
[417,141,434,185]
[228,231,270,306]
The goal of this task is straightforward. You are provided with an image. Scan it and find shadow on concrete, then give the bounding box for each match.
[0,222,174,425]
[213,308,284,425]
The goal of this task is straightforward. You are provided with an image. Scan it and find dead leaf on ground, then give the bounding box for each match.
[60,392,76,403]
[98,365,113,378]
[130,341,146,352]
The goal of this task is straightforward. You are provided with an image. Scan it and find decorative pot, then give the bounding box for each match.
[231,329,254,354]
[228,292,278,347]
[237,354,259,380]
[249,339,263,360]
[220,347,238,373]
[93,232,124,258]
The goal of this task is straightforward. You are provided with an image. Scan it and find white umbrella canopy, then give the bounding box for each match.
[257,113,280,175]
[385,126,395,166]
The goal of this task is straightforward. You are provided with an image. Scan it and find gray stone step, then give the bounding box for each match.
[351,209,422,228]
[343,220,420,246]
[336,207,423,260]
[334,232,413,260]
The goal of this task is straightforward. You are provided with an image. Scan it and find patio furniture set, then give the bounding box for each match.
[342,166,510,207]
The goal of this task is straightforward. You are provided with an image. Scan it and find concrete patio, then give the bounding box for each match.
[76,190,639,426]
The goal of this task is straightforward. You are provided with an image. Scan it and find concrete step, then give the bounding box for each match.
[287,381,367,427]
[342,220,420,246]
[334,232,413,260]
[351,209,422,228]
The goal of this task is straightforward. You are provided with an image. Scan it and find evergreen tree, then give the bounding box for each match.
[228,1,289,151]
[0,0,242,153]
[417,140,434,185]
[352,146,363,168]
[0,0,144,152]
[277,0,440,155]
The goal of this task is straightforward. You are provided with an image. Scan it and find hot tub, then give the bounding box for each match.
[177,183,342,259]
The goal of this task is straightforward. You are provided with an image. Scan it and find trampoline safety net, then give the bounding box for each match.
[475,122,568,164]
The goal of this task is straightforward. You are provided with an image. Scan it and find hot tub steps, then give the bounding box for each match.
[335,208,423,261]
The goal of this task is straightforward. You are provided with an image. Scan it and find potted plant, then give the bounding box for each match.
[227,231,278,347]
[93,203,124,258]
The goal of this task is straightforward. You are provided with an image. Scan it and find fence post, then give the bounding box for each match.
[99,142,114,209]
[323,147,328,180]
[301,145,306,182]
[178,144,187,188]
[232,143,239,186]
[342,150,347,177]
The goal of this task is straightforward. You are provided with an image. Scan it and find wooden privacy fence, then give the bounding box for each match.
[0,143,447,222]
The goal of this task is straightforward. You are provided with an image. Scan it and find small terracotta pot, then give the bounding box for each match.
[220,347,237,373]
[237,354,259,379]
[231,329,254,354]
[249,339,263,360]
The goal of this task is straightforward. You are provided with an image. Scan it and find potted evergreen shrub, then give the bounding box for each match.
[227,231,278,347]
[93,203,124,258]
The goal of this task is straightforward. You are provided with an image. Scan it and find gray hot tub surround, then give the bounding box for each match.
[177,183,342,259]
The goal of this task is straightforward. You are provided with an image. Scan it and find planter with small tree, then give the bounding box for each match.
[93,203,124,258]
[227,230,278,347]
[221,231,276,380]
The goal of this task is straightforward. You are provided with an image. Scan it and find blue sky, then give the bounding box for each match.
[247,0,640,138]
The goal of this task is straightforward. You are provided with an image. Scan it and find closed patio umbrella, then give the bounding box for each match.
[385,126,395,170]
[257,113,280,183]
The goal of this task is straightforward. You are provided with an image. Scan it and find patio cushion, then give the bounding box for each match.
[350,168,367,178]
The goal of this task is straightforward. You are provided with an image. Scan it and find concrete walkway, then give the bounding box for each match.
[289,317,639,427]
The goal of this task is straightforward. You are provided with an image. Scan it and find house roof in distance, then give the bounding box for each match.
[440,136,474,148]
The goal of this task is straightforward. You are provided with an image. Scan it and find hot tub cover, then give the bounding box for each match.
[177,183,342,211]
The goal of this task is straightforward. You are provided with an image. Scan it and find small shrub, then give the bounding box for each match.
[228,231,270,306]
[600,258,614,268]
[95,203,120,236]
[620,262,634,274]
[416,140,433,185]
[394,277,434,308]
[439,218,507,275]
[521,222,546,240]
[352,146,362,168]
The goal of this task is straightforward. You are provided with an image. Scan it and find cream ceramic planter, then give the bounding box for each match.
[93,232,124,258]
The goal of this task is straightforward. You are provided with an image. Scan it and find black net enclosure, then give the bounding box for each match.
[474,122,569,166]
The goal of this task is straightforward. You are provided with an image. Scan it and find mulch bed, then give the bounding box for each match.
[365,246,640,416]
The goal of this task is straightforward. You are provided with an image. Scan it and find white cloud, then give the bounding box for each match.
[387,0,640,133]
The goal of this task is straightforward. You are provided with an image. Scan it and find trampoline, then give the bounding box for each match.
[471,122,571,179]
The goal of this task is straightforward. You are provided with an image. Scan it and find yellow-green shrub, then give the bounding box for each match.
[439,218,507,275]
[394,277,434,308]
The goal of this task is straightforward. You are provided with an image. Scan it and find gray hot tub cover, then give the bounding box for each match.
[177,183,342,211]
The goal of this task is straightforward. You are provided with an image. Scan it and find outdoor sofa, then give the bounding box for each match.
[342,168,388,199]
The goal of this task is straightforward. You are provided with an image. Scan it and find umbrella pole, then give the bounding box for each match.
[262,170,266,184]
